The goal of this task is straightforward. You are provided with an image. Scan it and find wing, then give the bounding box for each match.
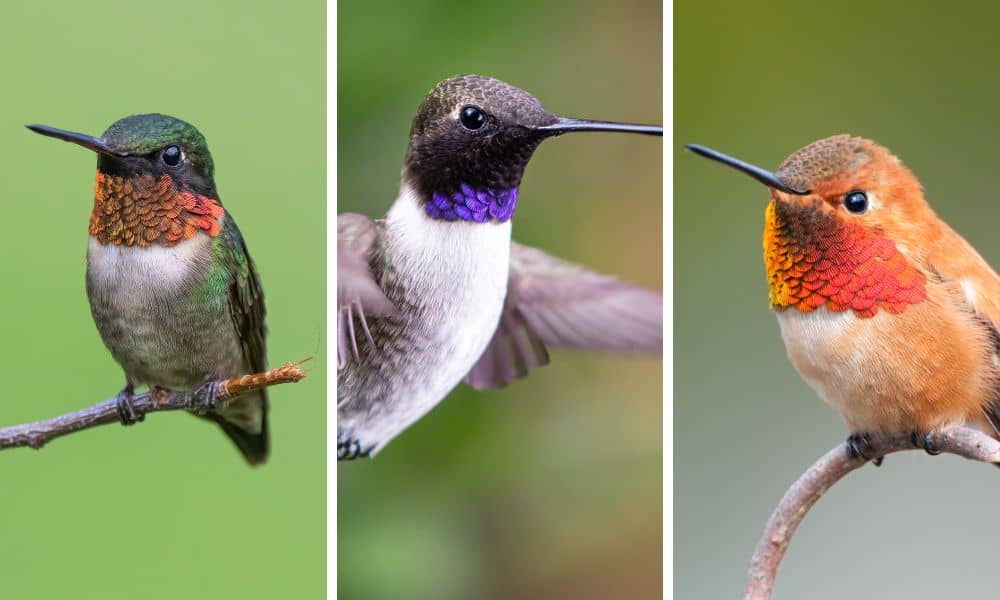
[220,218,267,374]
[338,213,396,369]
[926,238,1000,434]
[212,216,269,464]
[465,242,662,390]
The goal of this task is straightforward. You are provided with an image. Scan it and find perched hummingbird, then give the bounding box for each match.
[28,115,269,465]
[688,136,1000,458]
[338,75,663,460]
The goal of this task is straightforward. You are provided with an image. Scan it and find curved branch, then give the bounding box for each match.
[0,362,308,451]
[743,427,1000,600]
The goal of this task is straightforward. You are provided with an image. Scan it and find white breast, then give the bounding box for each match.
[354,183,512,452]
[87,233,213,294]
[775,308,881,425]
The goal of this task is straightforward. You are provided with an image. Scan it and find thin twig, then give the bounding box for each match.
[744,427,1000,600]
[0,362,308,451]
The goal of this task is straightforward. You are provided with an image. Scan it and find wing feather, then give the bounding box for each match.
[466,242,661,390]
[337,213,396,368]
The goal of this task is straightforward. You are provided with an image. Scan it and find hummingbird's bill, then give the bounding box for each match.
[532,116,662,136]
[26,124,126,156]
[685,143,809,195]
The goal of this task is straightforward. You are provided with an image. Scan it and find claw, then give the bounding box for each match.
[846,432,877,461]
[115,383,143,426]
[922,431,942,456]
[193,380,221,414]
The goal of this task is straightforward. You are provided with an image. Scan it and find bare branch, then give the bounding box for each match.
[743,427,1000,600]
[0,362,307,451]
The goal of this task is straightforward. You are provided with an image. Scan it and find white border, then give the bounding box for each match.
[327,0,337,596]
[663,2,674,598]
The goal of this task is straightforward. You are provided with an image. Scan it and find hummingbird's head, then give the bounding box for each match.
[687,136,930,317]
[403,74,662,223]
[29,114,216,196]
[28,114,225,247]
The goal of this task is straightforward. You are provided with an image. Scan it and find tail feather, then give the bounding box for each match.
[206,390,270,465]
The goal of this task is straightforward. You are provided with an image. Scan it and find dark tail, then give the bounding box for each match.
[206,390,270,465]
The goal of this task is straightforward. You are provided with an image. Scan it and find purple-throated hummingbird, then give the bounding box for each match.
[338,75,662,460]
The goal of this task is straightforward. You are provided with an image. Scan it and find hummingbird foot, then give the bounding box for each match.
[115,384,144,426]
[337,438,374,461]
[190,380,222,414]
[911,430,942,456]
[846,432,882,463]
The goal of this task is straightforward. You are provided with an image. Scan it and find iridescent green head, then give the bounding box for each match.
[101,114,214,177]
[27,113,217,197]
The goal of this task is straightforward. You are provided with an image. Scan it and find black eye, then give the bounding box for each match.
[844,190,868,213]
[161,145,182,167]
[459,105,486,130]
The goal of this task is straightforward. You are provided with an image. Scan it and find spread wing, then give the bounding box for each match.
[338,213,396,368]
[465,242,662,390]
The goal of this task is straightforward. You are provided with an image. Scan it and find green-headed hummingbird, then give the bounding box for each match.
[338,75,662,460]
[28,114,269,465]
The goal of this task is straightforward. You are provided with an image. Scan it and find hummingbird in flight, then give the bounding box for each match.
[28,114,269,465]
[688,135,1000,459]
[338,75,663,460]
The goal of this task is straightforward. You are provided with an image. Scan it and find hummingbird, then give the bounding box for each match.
[688,135,1000,459]
[338,75,663,460]
[28,114,269,465]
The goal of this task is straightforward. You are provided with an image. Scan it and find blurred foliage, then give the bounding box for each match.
[676,1,1000,599]
[338,0,662,598]
[0,1,324,598]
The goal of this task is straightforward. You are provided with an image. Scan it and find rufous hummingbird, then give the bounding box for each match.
[688,135,1000,459]
[338,75,662,460]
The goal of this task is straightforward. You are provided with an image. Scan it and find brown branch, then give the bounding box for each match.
[0,362,307,451]
[744,427,1000,600]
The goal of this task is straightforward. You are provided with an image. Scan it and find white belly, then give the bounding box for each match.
[775,308,875,425]
[344,185,511,453]
[85,234,238,388]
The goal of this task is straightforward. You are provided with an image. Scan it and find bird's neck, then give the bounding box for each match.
[90,171,224,248]
[385,181,512,292]
[763,199,927,317]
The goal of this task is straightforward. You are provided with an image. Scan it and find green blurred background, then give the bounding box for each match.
[677,2,1000,599]
[0,2,324,598]
[338,0,661,598]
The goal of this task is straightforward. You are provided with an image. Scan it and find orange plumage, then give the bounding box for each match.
[693,135,1000,446]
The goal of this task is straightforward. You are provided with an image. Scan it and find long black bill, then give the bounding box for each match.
[25,124,126,156]
[685,143,809,195]
[533,116,662,136]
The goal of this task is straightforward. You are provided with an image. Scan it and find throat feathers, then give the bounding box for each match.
[91,172,224,247]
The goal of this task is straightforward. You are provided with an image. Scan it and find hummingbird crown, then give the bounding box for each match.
[775,134,871,193]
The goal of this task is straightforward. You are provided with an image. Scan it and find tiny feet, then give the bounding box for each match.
[115,383,144,426]
[846,432,882,464]
[911,430,942,456]
[192,380,222,414]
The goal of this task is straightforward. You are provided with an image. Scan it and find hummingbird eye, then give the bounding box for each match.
[459,105,486,131]
[844,190,868,214]
[161,145,182,167]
